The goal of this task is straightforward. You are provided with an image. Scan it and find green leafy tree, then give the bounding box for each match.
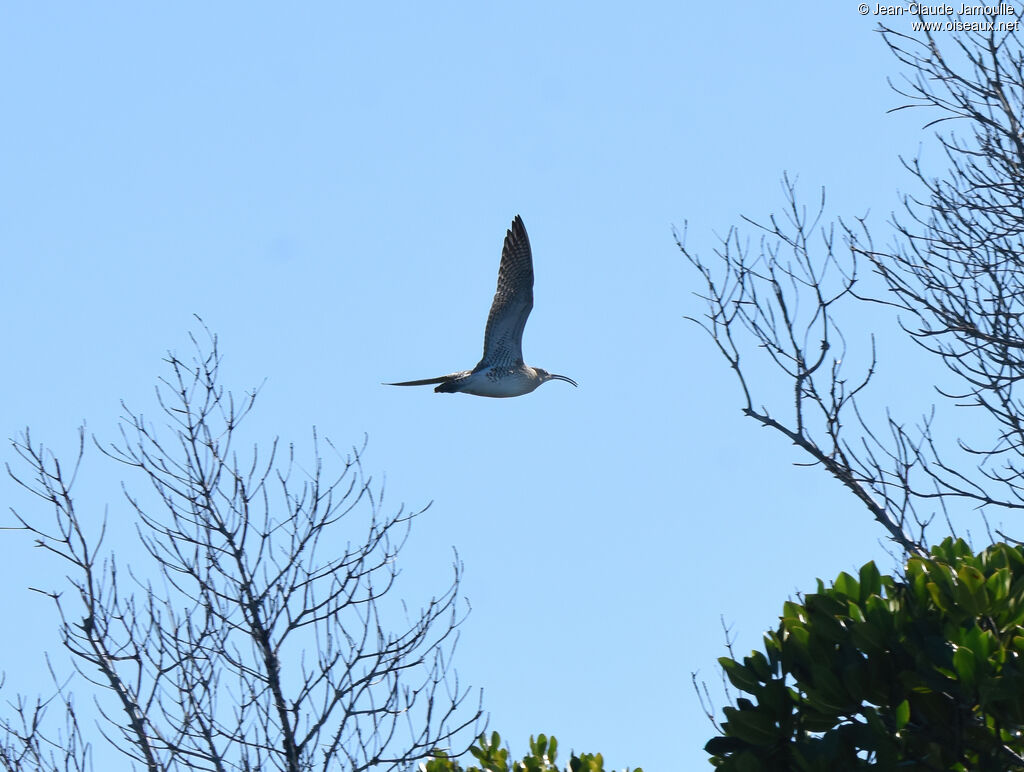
[707,539,1024,770]
[422,733,641,772]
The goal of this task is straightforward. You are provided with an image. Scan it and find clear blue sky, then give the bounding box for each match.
[0,4,978,770]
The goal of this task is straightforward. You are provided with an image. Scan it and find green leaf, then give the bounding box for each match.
[926,581,950,613]
[847,600,866,624]
[747,650,773,682]
[720,657,761,692]
[986,566,1011,603]
[723,706,778,746]
[894,699,910,730]
[785,621,811,652]
[953,644,977,687]
[955,564,988,614]
[704,735,746,756]
[834,571,859,600]
[859,561,882,600]
[809,663,848,705]
[783,600,806,624]
[850,618,885,654]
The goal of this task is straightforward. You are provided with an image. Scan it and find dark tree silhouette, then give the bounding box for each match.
[2,328,481,772]
[680,14,1024,556]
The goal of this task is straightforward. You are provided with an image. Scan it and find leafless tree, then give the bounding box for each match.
[679,14,1024,556]
[2,328,482,772]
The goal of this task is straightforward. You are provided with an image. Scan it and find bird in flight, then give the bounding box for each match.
[385,215,577,397]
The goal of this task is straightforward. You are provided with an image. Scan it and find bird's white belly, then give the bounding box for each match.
[459,367,541,398]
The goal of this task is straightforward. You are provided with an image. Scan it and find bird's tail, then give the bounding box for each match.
[434,379,463,393]
[383,375,453,387]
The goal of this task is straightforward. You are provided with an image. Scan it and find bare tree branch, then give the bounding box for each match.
[861,19,1024,512]
[678,176,928,555]
[680,13,1024,555]
[4,324,482,772]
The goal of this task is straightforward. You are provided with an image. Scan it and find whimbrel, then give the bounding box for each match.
[385,215,577,397]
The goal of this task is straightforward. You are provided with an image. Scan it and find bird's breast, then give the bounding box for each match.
[457,366,542,398]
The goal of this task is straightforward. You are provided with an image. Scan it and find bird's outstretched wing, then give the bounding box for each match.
[480,215,534,368]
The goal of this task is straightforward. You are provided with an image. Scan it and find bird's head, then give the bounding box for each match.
[535,368,578,388]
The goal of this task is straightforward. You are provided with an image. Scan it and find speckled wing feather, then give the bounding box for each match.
[479,215,534,368]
